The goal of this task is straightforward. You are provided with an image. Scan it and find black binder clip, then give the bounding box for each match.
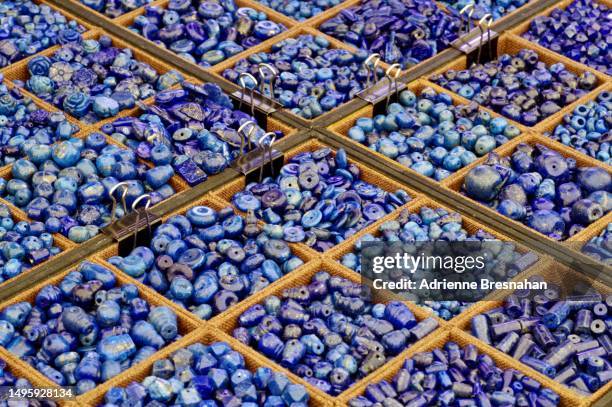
[453,12,498,67]
[258,63,278,99]
[238,72,258,117]
[115,194,161,257]
[233,132,284,184]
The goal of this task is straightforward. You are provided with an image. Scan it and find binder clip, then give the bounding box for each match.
[475,14,495,66]
[117,194,161,256]
[384,64,402,109]
[258,63,278,99]
[108,182,129,223]
[237,120,257,156]
[364,53,381,88]
[233,131,284,184]
[238,72,258,116]
[453,12,498,67]
[457,3,475,46]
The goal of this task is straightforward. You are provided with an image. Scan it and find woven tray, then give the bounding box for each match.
[327,78,531,191]
[337,327,585,406]
[325,195,546,322]
[2,29,189,128]
[509,0,612,79]
[212,257,442,400]
[445,132,612,244]
[0,257,200,403]
[427,33,610,129]
[210,26,389,125]
[0,0,95,74]
[92,194,317,323]
[210,138,423,255]
[452,258,612,405]
[81,326,333,406]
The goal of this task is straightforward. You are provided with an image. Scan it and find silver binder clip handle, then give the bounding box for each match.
[131,194,152,250]
[364,53,381,88]
[239,73,258,116]
[258,63,278,100]
[476,14,494,65]
[384,64,402,109]
[257,132,277,182]
[109,182,129,223]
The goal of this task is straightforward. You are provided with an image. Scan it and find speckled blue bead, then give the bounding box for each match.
[0,1,86,68]
[257,0,343,21]
[231,147,412,251]
[522,0,611,76]
[350,341,560,406]
[347,88,521,181]
[21,36,183,124]
[545,91,611,165]
[463,143,611,240]
[341,205,537,319]
[101,341,307,406]
[234,271,439,395]
[80,0,152,18]
[108,205,304,320]
[222,34,384,119]
[103,81,282,186]
[430,49,600,126]
[0,203,61,282]
[0,136,176,243]
[0,260,180,394]
[470,285,612,394]
[0,79,79,166]
[128,1,286,67]
[319,0,461,69]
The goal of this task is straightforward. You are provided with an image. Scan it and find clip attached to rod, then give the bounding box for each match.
[238,72,258,117]
[453,12,498,67]
[364,53,381,88]
[457,3,475,46]
[109,182,129,224]
[384,64,402,109]
[258,63,278,99]
[476,14,494,65]
[232,131,284,184]
[109,193,162,257]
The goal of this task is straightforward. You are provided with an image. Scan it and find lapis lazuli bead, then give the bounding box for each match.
[0,260,181,394]
[350,341,561,406]
[0,135,177,243]
[521,0,612,76]
[22,35,184,124]
[101,341,308,406]
[430,49,600,126]
[545,90,612,166]
[102,81,282,186]
[257,0,343,21]
[234,271,439,395]
[80,0,152,18]
[462,143,611,240]
[318,0,462,69]
[341,205,538,320]
[441,0,531,21]
[230,146,412,251]
[346,87,522,181]
[222,34,385,119]
[0,1,86,68]
[128,1,286,67]
[107,204,304,320]
[469,285,612,394]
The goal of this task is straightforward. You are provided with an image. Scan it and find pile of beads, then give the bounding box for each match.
[101,341,309,405]
[0,80,79,166]
[349,341,561,406]
[230,147,413,251]
[0,203,62,283]
[222,34,384,119]
[108,205,304,320]
[430,49,600,126]
[544,90,611,165]
[233,271,439,395]
[22,35,184,124]
[0,134,177,243]
[0,1,86,68]
[462,144,611,240]
[128,1,286,67]
[258,0,344,21]
[341,205,536,320]
[101,81,281,186]
[346,87,521,181]
[470,285,612,394]
[0,261,181,395]
[80,0,153,19]
[319,0,462,68]
[521,0,611,76]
